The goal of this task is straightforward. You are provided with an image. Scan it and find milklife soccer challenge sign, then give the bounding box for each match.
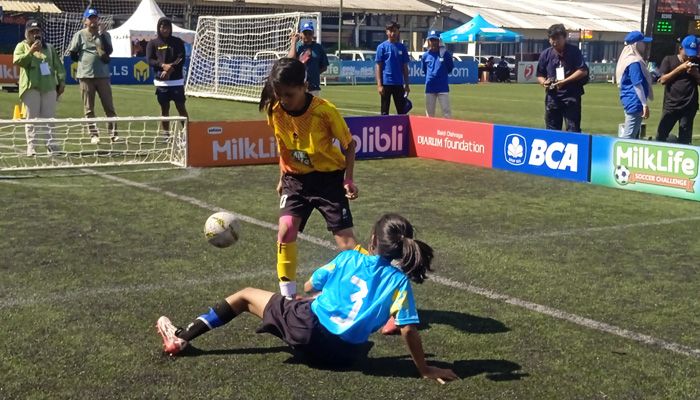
[492,125,591,182]
[590,136,700,201]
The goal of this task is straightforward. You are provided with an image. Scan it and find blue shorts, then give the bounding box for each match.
[155,86,186,106]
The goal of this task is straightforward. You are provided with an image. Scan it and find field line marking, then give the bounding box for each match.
[78,169,700,359]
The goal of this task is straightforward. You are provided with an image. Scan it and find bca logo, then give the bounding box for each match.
[70,62,78,79]
[505,134,527,165]
[505,134,579,171]
[524,64,534,79]
[134,60,150,81]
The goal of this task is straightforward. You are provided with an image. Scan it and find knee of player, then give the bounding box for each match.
[277,215,298,243]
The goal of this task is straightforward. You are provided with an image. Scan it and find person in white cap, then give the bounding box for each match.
[13,19,65,156]
[615,30,654,139]
[655,35,700,144]
[421,30,453,118]
[288,22,329,97]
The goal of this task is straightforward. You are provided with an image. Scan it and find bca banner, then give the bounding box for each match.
[517,62,538,83]
[409,116,493,167]
[590,135,700,201]
[188,115,410,167]
[492,125,591,182]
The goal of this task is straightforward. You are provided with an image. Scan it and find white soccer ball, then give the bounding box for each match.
[614,165,630,185]
[204,212,240,248]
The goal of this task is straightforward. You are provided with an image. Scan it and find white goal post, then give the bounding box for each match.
[186,12,322,103]
[0,116,187,171]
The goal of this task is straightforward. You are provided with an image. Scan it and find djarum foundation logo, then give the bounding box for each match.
[613,142,698,192]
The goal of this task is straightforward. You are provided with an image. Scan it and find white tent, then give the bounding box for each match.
[107,0,196,57]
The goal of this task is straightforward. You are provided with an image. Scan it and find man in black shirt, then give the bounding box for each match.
[536,24,589,132]
[656,35,700,144]
[146,17,189,139]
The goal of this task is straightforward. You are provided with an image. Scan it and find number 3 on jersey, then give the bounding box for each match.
[330,275,368,327]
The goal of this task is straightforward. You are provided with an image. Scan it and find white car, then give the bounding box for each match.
[335,50,376,62]
[252,51,287,61]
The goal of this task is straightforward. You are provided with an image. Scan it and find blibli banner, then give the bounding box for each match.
[590,135,700,201]
[337,61,477,84]
[187,115,409,167]
[492,125,591,182]
[63,56,190,85]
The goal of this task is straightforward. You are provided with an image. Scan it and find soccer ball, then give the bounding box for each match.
[614,165,630,185]
[204,212,240,248]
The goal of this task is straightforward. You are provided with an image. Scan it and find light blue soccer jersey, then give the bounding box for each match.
[310,250,419,344]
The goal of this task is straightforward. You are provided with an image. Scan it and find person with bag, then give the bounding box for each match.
[68,7,119,144]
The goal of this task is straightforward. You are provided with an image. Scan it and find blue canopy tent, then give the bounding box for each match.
[441,14,522,44]
[440,14,523,64]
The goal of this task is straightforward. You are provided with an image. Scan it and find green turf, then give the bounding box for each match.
[0,83,699,144]
[1,84,699,399]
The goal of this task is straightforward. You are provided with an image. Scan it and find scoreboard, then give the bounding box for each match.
[649,0,700,63]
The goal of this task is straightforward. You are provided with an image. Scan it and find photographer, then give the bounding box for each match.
[12,19,65,156]
[536,24,589,132]
[68,8,119,144]
[656,35,700,145]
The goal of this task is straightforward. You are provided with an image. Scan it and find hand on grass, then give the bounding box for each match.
[421,366,459,384]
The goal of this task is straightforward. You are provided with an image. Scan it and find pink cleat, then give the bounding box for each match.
[156,316,188,355]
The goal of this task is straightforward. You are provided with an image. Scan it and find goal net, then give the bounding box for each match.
[186,12,322,103]
[0,116,187,171]
[43,12,115,56]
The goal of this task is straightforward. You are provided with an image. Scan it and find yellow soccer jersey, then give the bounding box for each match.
[269,96,353,174]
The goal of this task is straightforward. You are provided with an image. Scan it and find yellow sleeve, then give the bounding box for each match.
[324,103,353,150]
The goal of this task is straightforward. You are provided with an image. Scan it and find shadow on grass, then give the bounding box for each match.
[176,344,527,381]
[417,309,510,334]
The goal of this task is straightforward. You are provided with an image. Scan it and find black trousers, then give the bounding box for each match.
[656,105,697,144]
[380,84,406,115]
[544,98,582,133]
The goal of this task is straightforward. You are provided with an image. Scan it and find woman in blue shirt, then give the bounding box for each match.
[156,213,457,383]
[615,31,654,139]
[421,30,454,118]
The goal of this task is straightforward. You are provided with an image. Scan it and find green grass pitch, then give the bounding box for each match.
[1,83,699,399]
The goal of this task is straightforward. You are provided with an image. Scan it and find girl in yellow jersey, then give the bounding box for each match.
[259,58,362,299]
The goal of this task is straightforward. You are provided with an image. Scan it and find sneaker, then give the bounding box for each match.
[90,136,100,145]
[380,315,400,335]
[110,135,121,143]
[27,147,36,157]
[156,316,188,355]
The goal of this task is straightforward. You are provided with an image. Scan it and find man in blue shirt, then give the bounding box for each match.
[421,30,454,118]
[375,21,411,115]
[288,22,329,97]
[616,31,653,139]
[536,24,589,132]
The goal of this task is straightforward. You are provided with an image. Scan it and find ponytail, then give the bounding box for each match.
[258,57,307,116]
[399,237,433,284]
[371,213,434,284]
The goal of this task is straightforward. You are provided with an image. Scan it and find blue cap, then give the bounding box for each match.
[624,31,652,45]
[427,30,440,40]
[300,22,314,32]
[84,8,99,18]
[682,35,698,57]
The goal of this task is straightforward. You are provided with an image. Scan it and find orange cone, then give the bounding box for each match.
[12,104,22,120]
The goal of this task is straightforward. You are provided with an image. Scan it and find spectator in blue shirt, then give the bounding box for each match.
[288,21,329,97]
[536,24,589,132]
[615,31,654,139]
[375,21,411,115]
[421,30,453,118]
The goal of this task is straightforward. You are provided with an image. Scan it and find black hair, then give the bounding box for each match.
[547,24,567,39]
[258,58,307,116]
[385,21,400,31]
[371,213,433,284]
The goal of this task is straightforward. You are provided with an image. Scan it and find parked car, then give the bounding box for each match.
[452,53,477,63]
[252,51,287,61]
[335,50,376,61]
[326,54,339,62]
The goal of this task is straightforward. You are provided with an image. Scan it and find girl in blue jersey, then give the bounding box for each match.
[156,213,457,383]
